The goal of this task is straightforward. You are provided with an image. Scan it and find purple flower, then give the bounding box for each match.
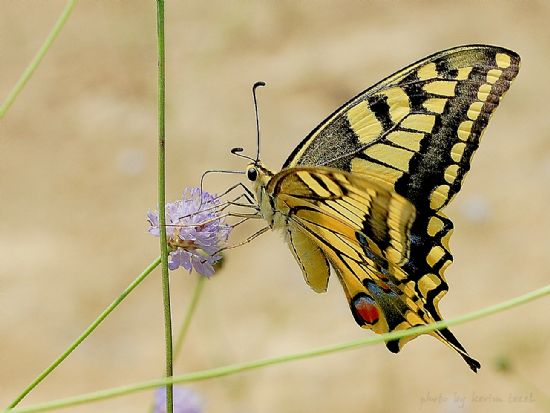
[154,386,202,413]
[148,187,231,277]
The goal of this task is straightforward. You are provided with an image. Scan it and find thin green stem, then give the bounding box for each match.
[174,277,206,361]
[6,257,160,409]
[4,283,548,413]
[146,277,207,413]
[0,0,78,118]
[155,1,173,412]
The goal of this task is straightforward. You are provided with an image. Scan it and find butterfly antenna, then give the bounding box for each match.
[252,81,266,161]
[230,147,255,162]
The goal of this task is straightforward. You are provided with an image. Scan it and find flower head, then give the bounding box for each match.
[148,187,231,277]
[154,386,202,413]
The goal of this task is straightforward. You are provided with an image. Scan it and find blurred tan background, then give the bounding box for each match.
[1,1,549,412]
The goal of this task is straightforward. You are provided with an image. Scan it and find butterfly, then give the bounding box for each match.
[241,45,520,372]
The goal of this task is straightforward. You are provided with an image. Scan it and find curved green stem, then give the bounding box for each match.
[0,0,78,118]
[155,1,173,412]
[174,276,206,361]
[6,257,160,409]
[4,283,548,413]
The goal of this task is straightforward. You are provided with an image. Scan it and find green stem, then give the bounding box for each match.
[146,277,207,413]
[174,277,206,361]
[4,283,548,413]
[6,257,160,409]
[0,0,78,118]
[155,1,173,412]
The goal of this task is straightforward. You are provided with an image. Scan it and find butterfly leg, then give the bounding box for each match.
[214,225,270,254]
[211,182,256,206]
[210,184,259,215]
[169,190,259,229]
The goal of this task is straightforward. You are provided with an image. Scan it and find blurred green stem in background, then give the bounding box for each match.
[0,0,78,119]
[5,257,161,409]
[3,283,549,413]
[174,276,207,361]
[155,1,174,412]
[495,356,550,410]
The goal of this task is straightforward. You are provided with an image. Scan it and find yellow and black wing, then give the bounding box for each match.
[269,167,480,371]
[281,45,519,357]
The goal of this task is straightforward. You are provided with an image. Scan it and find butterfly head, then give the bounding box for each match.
[246,161,274,187]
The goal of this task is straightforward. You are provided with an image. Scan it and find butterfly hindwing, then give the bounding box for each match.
[267,167,480,370]
[269,166,416,274]
[268,167,415,325]
[287,222,330,293]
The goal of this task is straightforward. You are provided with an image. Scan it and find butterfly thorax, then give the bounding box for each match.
[246,161,283,228]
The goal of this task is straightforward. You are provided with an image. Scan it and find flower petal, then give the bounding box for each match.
[147,187,232,276]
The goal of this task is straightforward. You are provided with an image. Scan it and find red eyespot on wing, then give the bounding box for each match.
[353,295,380,325]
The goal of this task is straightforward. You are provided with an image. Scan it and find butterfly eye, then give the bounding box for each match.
[247,166,258,182]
